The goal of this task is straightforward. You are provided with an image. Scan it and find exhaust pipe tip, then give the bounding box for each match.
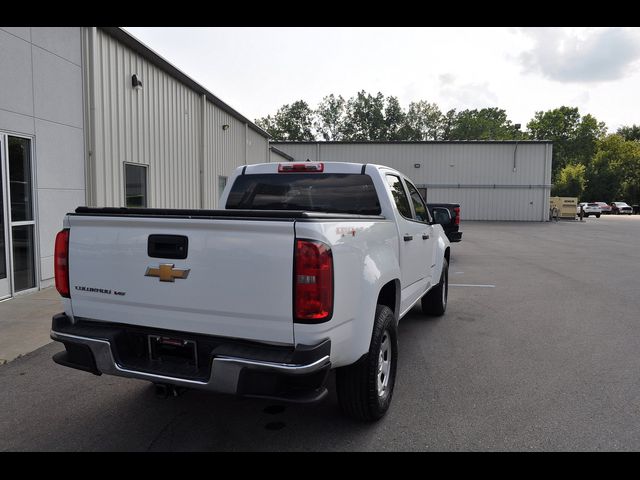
[153,383,187,398]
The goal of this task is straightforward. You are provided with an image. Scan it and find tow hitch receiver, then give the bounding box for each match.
[154,383,188,398]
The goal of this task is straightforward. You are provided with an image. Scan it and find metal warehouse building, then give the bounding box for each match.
[0,27,269,300]
[271,141,553,222]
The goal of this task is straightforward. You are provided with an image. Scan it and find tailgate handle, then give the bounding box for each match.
[148,235,188,259]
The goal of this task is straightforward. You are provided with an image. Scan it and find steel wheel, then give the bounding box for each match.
[377,330,392,397]
[442,266,448,309]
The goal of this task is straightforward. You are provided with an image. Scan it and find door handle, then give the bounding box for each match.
[422,234,430,240]
[403,235,413,241]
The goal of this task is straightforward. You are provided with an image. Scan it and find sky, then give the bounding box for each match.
[122,27,640,132]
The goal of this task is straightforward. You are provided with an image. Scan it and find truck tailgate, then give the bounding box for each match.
[67,215,295,345]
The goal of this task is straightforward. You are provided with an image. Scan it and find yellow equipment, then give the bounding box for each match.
[549,196,578,219]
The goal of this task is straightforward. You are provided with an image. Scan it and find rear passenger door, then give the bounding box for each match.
[404,179,435,288]
[385,174,428,314]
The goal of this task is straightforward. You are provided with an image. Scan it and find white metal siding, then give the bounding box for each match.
[247,127,269,165]
[269,149,290,163]
[272,142,552,221]
[91,29,201,208]
[203,104,246,208]
[87,28,269,210]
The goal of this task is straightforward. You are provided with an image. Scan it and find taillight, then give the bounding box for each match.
[54,229,70,298]
[278,163,324,173]
[454,206,460,225]
[294,239,333,322]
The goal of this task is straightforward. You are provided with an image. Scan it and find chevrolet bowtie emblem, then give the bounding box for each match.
[145,264,190,282]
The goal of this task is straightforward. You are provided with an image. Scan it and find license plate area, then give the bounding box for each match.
[148,335,198,369]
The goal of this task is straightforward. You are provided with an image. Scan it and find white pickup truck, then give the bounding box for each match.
[51,162,450,421]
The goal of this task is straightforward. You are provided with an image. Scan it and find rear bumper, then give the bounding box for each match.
[51,313,331,403]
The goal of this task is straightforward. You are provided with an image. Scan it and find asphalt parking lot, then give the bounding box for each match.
[2,215,640,451]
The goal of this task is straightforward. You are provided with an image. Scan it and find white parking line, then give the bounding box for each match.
[449,284,495,288]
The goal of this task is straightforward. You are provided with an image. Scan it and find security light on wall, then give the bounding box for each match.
[131,74,143,90]
[222,124,230,130]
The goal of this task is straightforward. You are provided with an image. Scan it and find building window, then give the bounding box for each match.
[125,163,148,207]
[218,176,227,200]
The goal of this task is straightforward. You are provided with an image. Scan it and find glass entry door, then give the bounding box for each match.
[0,136,10,299]
[0,133,37,299]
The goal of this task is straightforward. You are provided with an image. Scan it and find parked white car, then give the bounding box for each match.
[577,202,602,218]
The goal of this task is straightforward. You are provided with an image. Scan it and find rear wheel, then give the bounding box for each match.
[336,305,397,421]
[422,258,449,316]
[596,214,601,218]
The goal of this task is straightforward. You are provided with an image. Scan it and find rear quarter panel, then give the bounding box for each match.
[294,220,400,367]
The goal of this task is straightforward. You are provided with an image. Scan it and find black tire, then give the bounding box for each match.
[336,305,398,422]
[596,214,601,218]
[422,258,449,316]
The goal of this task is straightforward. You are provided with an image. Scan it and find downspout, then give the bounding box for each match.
[200,93,206,209]
[544,143,552,221]
[85,27,98,207]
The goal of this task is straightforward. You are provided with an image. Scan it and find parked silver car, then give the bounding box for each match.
[611,202,633,215]
[595,202,612,214]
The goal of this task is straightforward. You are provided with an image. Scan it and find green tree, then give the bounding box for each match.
[553,163,587,198]
[255,100,315,141]
[342,91,386,140]
[527,106,607,180]
[314,94,346,141]
[383,96,407,140]
[583,134,640,203]
[403,101,445,140]
[574,114,608,167]
[448,108,518,141]
[617,124,640,142]
[440,109,457,140]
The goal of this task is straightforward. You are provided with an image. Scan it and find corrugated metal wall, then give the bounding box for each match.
[204,105,244,207]
[247,127,269,165]
[272,142,552,221]
[87,28,269,210]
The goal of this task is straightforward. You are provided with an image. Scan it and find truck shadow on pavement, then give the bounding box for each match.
[0,311,440,452]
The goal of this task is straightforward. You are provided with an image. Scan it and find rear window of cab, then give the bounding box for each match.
[226,173,381,215]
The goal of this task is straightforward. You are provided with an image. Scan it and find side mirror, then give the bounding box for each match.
[432,207,451,225]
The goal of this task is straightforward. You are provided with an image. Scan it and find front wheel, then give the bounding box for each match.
[422,258,449,316]
[596,214,601,218]
[336,305,398,421]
